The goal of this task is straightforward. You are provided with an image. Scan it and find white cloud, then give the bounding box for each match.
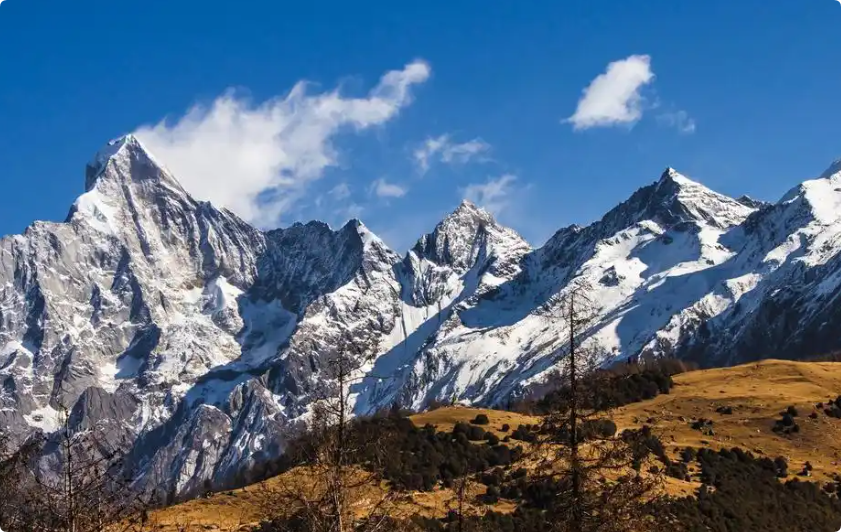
[441,139,490,164]
[463,174,518,215]
[657,110,696,134]
[567,55,655,130]
[370,178,408,198]
[134,60,430,227]
[329,182,351,200]
[414,135,448,173]
[413,134,490,173]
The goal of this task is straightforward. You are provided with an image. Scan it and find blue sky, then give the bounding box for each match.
[1,0,840,251]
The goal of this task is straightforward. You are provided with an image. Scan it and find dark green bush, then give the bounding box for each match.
[467,425,487,441]
[656,448,841,532]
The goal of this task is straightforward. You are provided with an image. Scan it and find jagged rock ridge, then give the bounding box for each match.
[3,136,841,498]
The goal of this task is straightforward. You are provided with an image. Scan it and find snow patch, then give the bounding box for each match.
[24,405,63,434]
[204,276,243,315]
[72,187,119,235]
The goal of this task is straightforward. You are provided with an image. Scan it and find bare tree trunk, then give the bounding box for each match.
[333,356,347,532]
[534,283,664,532]
[62,406,77,532]
[567,290,583,532]
[457,474,466,532]
[251,329,397,532]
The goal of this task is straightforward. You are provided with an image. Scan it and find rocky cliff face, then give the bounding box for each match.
[4,136,841,499]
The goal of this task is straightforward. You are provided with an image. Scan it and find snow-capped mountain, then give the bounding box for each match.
[3,135,841,499]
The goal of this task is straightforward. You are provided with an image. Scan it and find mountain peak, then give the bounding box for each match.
[736,194,769,210]
[819,158,841,180]
[448,199,493,219]
[85,134,183,194]
[86,134,140,182]
[454,198,482,211]
[437,200,498,236]
[409,200,528,271]
[344,219,391,252]
[657,167,702,189]
[611,168,757,231]
[445,199,495,225]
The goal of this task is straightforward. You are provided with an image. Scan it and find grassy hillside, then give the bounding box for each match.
[614,359,841,483]
[147,359,841,531]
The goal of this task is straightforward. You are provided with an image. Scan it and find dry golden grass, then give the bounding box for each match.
[411,405,541,437]
[145,466,390,531]
[614,359,841,484]
[147,466,505,531]
[146,359,841,529]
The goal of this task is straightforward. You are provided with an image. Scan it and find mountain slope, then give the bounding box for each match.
[147,359,841,531]
[4,136,841,498]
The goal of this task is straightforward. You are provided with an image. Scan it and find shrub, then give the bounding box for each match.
[471,414,490,425]
[453,422,470,436]
[665,461,689,481]
[533,363,681,415]
[681,447,697,463]
[480,469,504,487]
[691,418,714,430]
[583,418,618,439]
[656,447,841,532]
[467,425,487,441]
[774,456,789,478]
[482,485,500,504]
[821,397,841,418]
[621,425,667,471]
[281,414,528,493]
[773,412,800,435]
[511,425,537,443]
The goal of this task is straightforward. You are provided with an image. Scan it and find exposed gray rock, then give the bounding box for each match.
[5,137,841,501]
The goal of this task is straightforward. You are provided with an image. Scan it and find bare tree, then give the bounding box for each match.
[0,405,152,532]
[253,329,397,532]
[532,284,663,532]
[0,430,44,531]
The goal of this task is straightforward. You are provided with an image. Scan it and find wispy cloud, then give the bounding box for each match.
[463,174,519,215]
[413,134,490,174]
[329,182,352,200]
[370,178,408,198]
[135,60,430,227]
[567,55,655,130]
[657,109,696,134]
